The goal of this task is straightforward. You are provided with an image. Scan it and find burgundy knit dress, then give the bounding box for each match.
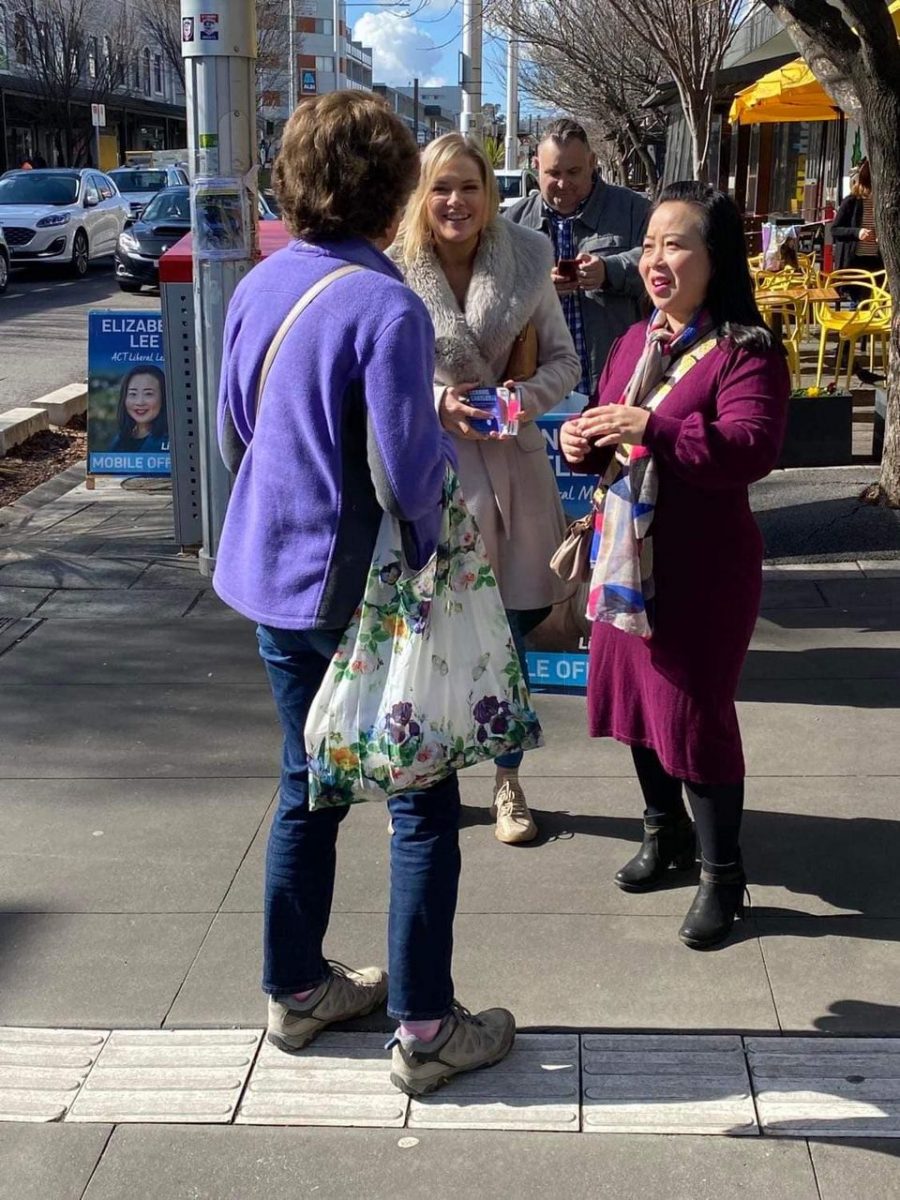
[567,322,789,785]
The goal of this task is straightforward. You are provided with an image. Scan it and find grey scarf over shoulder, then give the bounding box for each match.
[391,219,554,385]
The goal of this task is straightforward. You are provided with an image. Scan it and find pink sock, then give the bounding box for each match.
[399,1018,442,1043]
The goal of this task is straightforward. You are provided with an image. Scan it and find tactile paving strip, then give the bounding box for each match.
[236,1032,409,1127]
[581,1034,757,1135]
[747,1037,900,1138]
[408,1033,580,1132]
[0,1027,109,1122]
[67,1029,262,1124]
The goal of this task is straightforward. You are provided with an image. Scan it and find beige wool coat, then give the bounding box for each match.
[393,219,581,610]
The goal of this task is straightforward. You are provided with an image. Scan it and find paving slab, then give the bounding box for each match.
[1,618,260,682]
[0,1028,108,1122]
[0,587,51,618]
[0,914,213,1028]
[736,695,900,775]
[0,778,275,912]
[0,684,280,778]
[0,549,144,589]
[69,1029,263,1124]
[759,580,826,610]
[32,589,200,620]
[757,919,900,1033]
[748,1037,900,1137]
[0,1122,111,1200]
[184,589,251,621]
[408,1033,579,1131]
[810,1138,900,1198]
[581,1035,756,1135]
[0,617,38,655]
[80,1126,820,1200]
[742,777,900,918]
[817,577,900,610]
[744,618,900,682]
[132,562,207,589]
[236,1032,408,1127]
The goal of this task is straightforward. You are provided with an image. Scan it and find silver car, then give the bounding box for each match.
[108,166,190,219]
[0,224,8,293]
[0,169,131,277]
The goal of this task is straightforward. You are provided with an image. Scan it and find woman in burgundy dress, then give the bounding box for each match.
[560,182,789,949]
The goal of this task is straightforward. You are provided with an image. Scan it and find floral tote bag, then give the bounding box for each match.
[305,469,543,808]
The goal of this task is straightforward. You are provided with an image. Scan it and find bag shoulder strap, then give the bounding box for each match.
[254,263,364,419]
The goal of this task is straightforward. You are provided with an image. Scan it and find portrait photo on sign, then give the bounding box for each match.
[87,311,171,478]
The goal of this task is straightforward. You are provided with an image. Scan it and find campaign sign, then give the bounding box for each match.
[87,311,170,477]
[524,412,597,696]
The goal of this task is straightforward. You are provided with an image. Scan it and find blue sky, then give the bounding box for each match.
[348,0,525,108]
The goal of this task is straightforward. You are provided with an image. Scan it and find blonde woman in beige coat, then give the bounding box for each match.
[392,133,580,845]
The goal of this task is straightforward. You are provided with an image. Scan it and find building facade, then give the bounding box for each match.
[0,0,187,174]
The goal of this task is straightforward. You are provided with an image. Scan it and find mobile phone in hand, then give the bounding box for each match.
[556,258,579,282]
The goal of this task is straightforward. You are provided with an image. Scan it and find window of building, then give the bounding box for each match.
[142,47,151,96]
[153,52,162,93]
[87,36,98,78]
[14,12,27,64]
[313,19,333,35]
[315,55,334,72]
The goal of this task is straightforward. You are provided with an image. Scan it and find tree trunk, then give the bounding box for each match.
[625,117,659,196]
[858,77,900,506]
[676,83,712,182]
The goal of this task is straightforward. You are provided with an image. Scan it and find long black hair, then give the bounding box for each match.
[653,181,784,354]
[115,365,168,441]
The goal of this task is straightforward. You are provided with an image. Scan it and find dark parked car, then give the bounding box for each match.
[115,186,281,291]
[0,224,9,292]
[114,186,191,291]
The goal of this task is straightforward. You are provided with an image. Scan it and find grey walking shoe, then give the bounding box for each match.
[267,961,388,1053]
[388,1000,516,1096]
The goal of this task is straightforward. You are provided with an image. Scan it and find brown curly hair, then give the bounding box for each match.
[274,92,420,242]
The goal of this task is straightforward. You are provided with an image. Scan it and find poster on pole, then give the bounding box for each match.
[192,177,249,261]
[87,311,170,477]
[524,412,596,696]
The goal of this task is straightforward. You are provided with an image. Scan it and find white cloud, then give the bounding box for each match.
[353,11,446,87]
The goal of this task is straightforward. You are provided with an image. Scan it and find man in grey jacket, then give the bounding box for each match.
[505,119,650,399]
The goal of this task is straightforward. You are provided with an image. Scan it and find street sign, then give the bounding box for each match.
[301,69,316,94]
[91,103,106,127]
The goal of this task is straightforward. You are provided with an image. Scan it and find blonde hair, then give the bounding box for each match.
[396,133,500,265]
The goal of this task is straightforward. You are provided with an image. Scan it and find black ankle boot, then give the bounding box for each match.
[615,815,696,893]
[678,859,747,949]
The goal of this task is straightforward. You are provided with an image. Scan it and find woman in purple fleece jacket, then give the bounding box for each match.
[213,93,515,1096]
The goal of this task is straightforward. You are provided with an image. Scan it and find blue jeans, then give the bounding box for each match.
[256,624,461,1021]
[494,606,551,770]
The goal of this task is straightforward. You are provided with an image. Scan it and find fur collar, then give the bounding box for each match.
[395,220,553,384]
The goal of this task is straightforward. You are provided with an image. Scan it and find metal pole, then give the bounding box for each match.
[504,34,518,169]
[460,0,482,136]
[333,0,342,90]
[181,0,259,575]
[413,75,419,142]
[288,0,297,113]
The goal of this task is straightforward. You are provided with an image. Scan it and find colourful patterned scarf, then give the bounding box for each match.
[587,310,718,638]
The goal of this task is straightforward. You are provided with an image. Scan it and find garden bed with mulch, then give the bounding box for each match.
[0,414,86,509]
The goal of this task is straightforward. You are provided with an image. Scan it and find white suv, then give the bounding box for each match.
[495,168,540,211]
[109,166,190,218]
[0,169,131,277]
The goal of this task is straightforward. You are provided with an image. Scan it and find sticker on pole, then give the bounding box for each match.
[199,12,219,40]
[87,311,171,478]
[182,16,195,42]
[192,178,249,261]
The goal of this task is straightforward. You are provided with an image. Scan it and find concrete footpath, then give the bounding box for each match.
[0,466,899,1199]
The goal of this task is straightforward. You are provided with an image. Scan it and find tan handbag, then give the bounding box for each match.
[549,511,594,582]
[503,322,538,381]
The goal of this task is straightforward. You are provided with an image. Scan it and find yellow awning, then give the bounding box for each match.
[730,1,900,125]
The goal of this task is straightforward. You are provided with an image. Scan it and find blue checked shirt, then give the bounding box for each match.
[544,200,593,396]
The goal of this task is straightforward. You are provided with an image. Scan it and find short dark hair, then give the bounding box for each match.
[274,92,420,243]
[653,181,784,354]
[116,365,168,440]
[539,118,590,149]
